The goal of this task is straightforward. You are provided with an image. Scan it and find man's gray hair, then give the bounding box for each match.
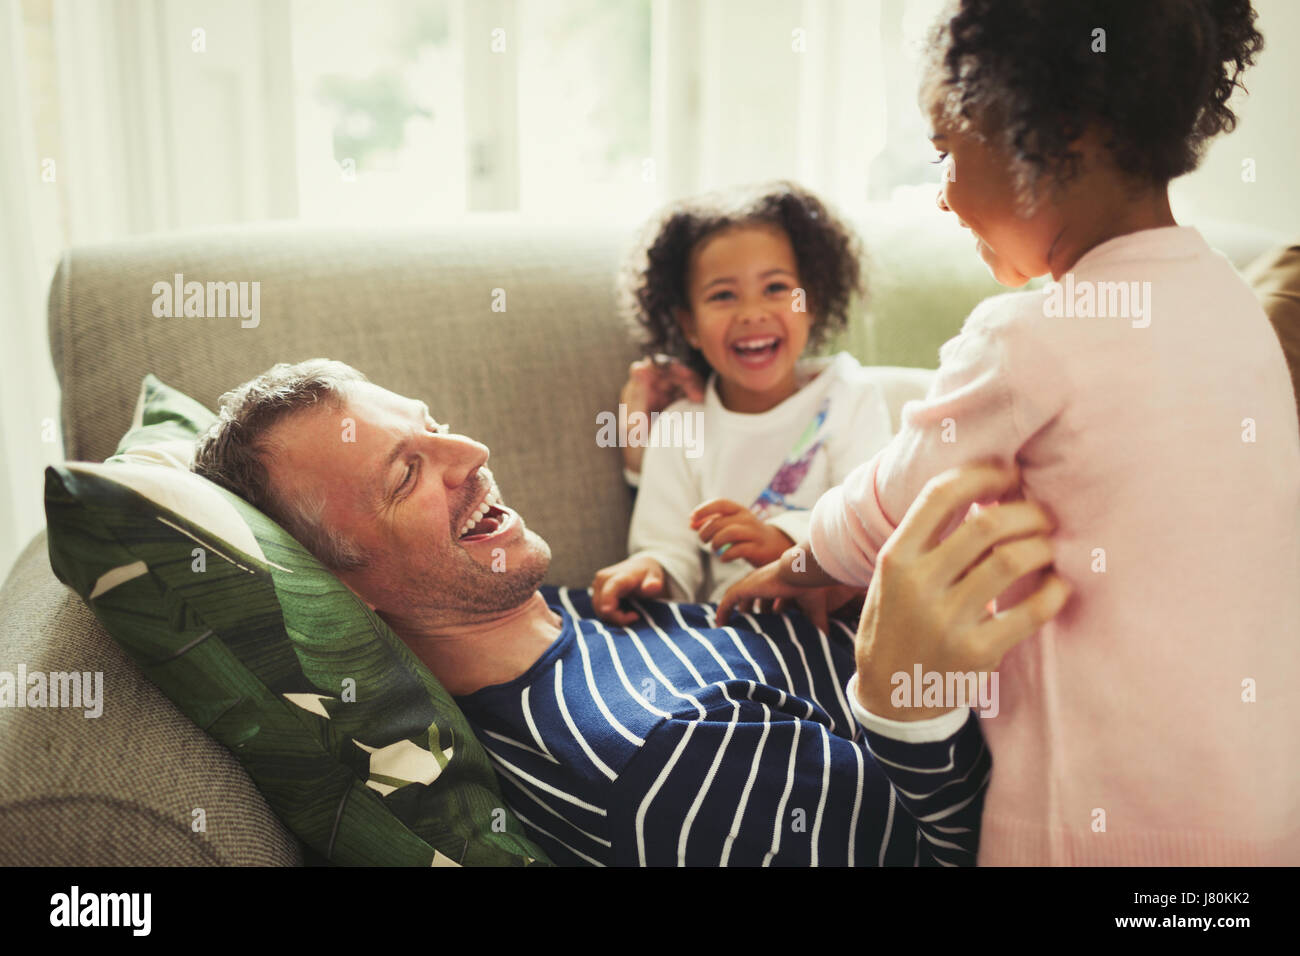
[192,359,371,571]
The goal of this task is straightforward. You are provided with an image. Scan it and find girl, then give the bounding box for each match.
[590,182,896,624]
[721,0,1300,865]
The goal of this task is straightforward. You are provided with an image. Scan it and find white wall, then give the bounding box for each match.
[1172,0,1300,237]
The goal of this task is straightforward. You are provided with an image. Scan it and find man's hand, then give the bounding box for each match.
[619,357,707,475]
[590,554,668,626]
[690,498,793,567]
[854,462,1072,722]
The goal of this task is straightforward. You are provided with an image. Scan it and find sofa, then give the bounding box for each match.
[0,215,1284,865]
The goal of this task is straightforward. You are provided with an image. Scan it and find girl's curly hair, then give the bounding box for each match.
[925,0,1264,205]
[620,181,865,381]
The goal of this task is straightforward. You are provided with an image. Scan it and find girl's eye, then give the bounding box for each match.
[708,290,734,302]
[766,282,790,295]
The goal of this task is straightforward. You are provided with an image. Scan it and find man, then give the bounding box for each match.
[193,359,1067,866]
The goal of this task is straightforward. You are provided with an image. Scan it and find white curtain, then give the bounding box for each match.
[0,0,297,581]
[0,0,63,581]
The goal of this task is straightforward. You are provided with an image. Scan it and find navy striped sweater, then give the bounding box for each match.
[454,586,991,866]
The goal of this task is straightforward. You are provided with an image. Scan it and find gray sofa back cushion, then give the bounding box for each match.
[49,224,645,588]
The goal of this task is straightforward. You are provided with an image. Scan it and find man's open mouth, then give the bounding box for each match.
[457,489,512,543]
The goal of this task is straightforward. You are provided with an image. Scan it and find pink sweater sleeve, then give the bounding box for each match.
[809,296,1063,586]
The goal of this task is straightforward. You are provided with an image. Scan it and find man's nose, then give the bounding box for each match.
[430,431,489,488]
[935,188,951,213]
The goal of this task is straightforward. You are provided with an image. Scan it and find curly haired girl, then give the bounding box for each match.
[720,0,1300,864]
[590,182,896,621]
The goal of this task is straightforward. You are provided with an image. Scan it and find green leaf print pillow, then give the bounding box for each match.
[43,374,549,866]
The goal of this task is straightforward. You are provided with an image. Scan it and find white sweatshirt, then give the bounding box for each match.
[628,351,895,603]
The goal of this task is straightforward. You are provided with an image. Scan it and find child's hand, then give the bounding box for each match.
[776,584,866,635]
[716,538,848,627]
[619,357,707,475]
[590,554,668,626]
[690,498,794,567]
[715,558,815,626]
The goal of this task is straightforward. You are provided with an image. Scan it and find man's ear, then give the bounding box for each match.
[675,307,699,348]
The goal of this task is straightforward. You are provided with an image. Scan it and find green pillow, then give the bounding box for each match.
[44,374,550,866]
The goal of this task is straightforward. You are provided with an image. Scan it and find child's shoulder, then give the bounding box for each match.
[801,350,873,384]
[962,288,1049,335]
[811,350,932,395]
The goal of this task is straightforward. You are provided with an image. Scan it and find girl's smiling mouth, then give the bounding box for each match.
[730,334,783,368]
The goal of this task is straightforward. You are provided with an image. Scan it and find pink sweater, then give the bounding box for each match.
[810,226,1300,865]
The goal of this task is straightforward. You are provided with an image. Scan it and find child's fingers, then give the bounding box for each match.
[665,362,707,402]
[716,542,759,563]
[709,520,760,548]
[716,578,760,625]
[788,592,830,634]
[603,605,642,627]
[697,514,747,545]
[716,590,739,625]
[696,513,758,546]
[592,569,638,619]
[690,498,746,527]
[641,563,664,596]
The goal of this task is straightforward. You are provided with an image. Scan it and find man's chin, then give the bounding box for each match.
[472,528,551,596]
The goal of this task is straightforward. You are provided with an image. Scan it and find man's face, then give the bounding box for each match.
[262,381,550,628]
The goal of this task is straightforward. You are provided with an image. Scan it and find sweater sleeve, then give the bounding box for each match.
[809,303,1062,587]
[606,705,900,866]
[826,367,898,486]
[606,692,989,866]
[852,697,991,866]
[765,507,811,551]
[627,410,705,601]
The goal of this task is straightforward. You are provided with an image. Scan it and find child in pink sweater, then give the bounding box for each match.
[720,0,1300,864]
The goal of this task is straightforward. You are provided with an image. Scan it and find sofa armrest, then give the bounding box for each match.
[0,532,303,866]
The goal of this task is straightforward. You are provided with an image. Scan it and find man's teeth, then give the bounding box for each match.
[458,491,504,538]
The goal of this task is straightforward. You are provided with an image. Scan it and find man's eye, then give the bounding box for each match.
[931,151,949,165]
[397,461,419,497]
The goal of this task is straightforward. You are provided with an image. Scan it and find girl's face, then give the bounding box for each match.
[925,76,1062,287]
[680,224,811,414]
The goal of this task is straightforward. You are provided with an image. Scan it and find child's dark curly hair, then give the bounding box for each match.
[925,0,1264,203]
[620,181,865,381]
